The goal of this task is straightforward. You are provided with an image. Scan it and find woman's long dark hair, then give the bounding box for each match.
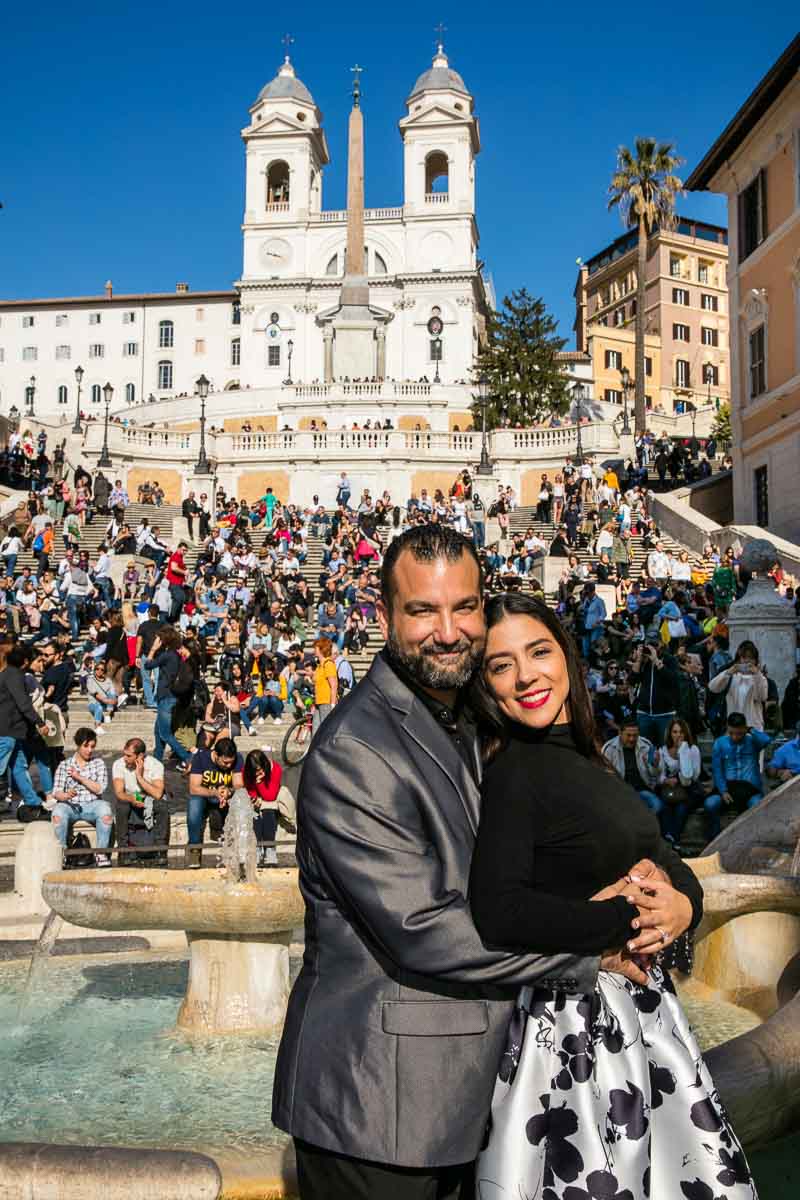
[243,748,274,792]
[471,592,604,765]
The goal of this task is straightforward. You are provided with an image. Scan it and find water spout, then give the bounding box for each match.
[19,909,64,1020]
[221,789,258,884]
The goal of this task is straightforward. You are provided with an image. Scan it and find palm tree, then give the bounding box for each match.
[608,138,684,434]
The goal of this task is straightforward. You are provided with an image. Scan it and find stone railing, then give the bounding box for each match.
[424,193,449,204]
[312,207,403,224]
[264,202,290,214]
[492,423,618,455]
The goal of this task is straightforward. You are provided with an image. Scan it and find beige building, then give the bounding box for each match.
[687,34,800,544]
[574,219,730,416]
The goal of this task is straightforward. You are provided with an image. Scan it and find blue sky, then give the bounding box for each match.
[1,3,797,345]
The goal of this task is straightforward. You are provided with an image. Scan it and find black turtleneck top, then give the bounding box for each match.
[469,723,704,956]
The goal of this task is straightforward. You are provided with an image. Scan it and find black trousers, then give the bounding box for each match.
[294,1139,474,1200]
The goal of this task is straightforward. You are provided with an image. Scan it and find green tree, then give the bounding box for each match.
[710,401,731,446]
[608,137,684,434]
[471,289,569,429]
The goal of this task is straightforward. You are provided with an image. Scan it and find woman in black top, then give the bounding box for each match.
[469,593,756,1200]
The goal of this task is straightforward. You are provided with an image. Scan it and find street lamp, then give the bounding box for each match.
[73,365,84,434]
[98,381,113,468]
[573,381,585,465]
[26,375,36,416]
[195,374,211,474]
[619,365,632,436]
[686,400,698,457]
[8,405,20,429]
[433,338,442,384]
[285,339,294,385]
[704,361,714,408]
[476,373,492,475]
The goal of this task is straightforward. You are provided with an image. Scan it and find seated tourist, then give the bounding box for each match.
[602,717,664,826]
[705,712,772,841]
[243,748,283,867]
[86,659,122,734]
[766,722,800,784]
[52,728,112,867]
[111,737,169,864]
[187,736,244,868]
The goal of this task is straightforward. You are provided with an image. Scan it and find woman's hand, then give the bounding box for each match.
[625,878,693,952]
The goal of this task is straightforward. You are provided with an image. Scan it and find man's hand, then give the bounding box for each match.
[625,878,693,953]
[599,948,651,986]
[722,790,734,807]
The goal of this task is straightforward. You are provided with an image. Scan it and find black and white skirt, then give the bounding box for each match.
[476,964,758,1199]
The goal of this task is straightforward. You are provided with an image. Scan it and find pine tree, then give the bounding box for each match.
[471,289,570,429]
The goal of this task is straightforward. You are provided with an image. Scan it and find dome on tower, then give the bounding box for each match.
[408,46,469,100]
[257,56,316,106]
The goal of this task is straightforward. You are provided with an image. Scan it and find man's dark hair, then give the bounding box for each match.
[214,737,237,760]
[380,525,482,612]
[6,645,30,669]
[74,727,97,746]
[124,738,146,755]
[621,716,641,731]
[727,712,747,730]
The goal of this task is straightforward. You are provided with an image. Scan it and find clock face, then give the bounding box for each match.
[261,238,292,270]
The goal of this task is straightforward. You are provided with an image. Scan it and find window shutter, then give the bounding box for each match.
[758,168,768,244]
[604,350,611,369]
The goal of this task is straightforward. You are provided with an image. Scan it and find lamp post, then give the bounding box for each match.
[27,375,36,417]
[8,405,19,430]
[98,381,113,468]
[573,381,585,465]
[195,374,211,474]
[477,373,492,475]
[73,365,84,434]
[704,361,713,408]
[619,366,632,436]
[433,338,442,384]
[285,339,294,385]
[686,400,698,458]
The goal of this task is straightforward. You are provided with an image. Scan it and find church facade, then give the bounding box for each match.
[0,46,490,425]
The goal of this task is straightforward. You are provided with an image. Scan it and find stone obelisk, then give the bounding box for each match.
[341,67,368,307]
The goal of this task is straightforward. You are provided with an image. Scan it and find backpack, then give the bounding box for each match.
[171,657,195,696]
[190,676,211,718]
[32,533,44,553]
[66,831,95,869]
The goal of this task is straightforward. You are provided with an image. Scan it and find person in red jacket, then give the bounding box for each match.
[243,748,283,867]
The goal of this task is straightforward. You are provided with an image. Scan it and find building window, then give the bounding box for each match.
[738,170,767,262]
[425,150,449,196]
[701,326,719,347]
[231,337,241,366]
[704,364,719,386]
[613,308,625,326]
[55,313,69,327]
[645,356,653,377]
[89,344,104,358]
[123,341,138,356]
[429,338,443,362]
[57,385,68,405]
[749,325,766,398]
[158,360,173,390]
[195,338,205,354]
[698,262,710,283]
[0,349,4,363]
[89,312,102,325]
[604,349,622,370]
[325,253,339,276]
[232,302,241,326]
[673,323,690,342]
[196,307,205,322]
[22,346,37,362]
[123,311,136,324]
[267,345,281,368]
[374,252,388,275]
[672,287,690,306]
[91,384,101,404]
[55,344,71,360]
[701,293,719,312]
[604,388,622,404]
[125,382,136,404]
[267,160,290,204]
[25,385,35,407]
[158,320,174,349]
[754,464,769,526]
[669,255,682,277]
[22,315,35,328]
[675,359,691,388]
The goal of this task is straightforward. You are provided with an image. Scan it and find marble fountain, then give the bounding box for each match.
[3,781,800,1198]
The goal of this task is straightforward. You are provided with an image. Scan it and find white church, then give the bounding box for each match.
[0,45,490,422]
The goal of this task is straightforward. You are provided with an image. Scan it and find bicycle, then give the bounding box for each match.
[281,706,316,766]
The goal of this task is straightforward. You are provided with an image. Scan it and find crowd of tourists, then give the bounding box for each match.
[0,428,797,867]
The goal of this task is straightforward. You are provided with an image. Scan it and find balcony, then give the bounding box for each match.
[424,193,449,204]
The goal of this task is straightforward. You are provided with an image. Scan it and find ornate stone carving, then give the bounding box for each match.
[392,297,416,311]
[294,302,318,314]
[456,296,473,308]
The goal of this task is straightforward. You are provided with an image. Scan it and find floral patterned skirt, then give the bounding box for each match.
[476,964,758,1199]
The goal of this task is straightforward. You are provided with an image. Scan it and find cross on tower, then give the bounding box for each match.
[350,63,364,107]
[434,22,447,49]
[281,32,294,57]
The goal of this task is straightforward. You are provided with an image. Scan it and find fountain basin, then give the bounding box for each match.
[41,868,304,1038]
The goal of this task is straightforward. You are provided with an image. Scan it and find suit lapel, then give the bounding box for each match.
[402,702,481,837]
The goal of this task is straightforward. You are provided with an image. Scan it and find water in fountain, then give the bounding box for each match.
[18,909,64,1022]
[220,789,258,883]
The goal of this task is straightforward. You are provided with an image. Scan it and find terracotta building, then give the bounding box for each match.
[687,33,800,544]
[574,219,730,418]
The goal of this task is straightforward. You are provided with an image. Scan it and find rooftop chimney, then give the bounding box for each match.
[176,282,189,294]
[104,280,113,299]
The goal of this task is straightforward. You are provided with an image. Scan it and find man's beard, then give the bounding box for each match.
[387,629,483,691]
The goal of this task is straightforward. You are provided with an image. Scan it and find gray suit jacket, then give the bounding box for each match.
[271,652,599,1168]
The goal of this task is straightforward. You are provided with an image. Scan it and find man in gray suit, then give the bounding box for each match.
[272,524,648,1198]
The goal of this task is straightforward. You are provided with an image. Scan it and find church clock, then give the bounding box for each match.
[260,238,293,271]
